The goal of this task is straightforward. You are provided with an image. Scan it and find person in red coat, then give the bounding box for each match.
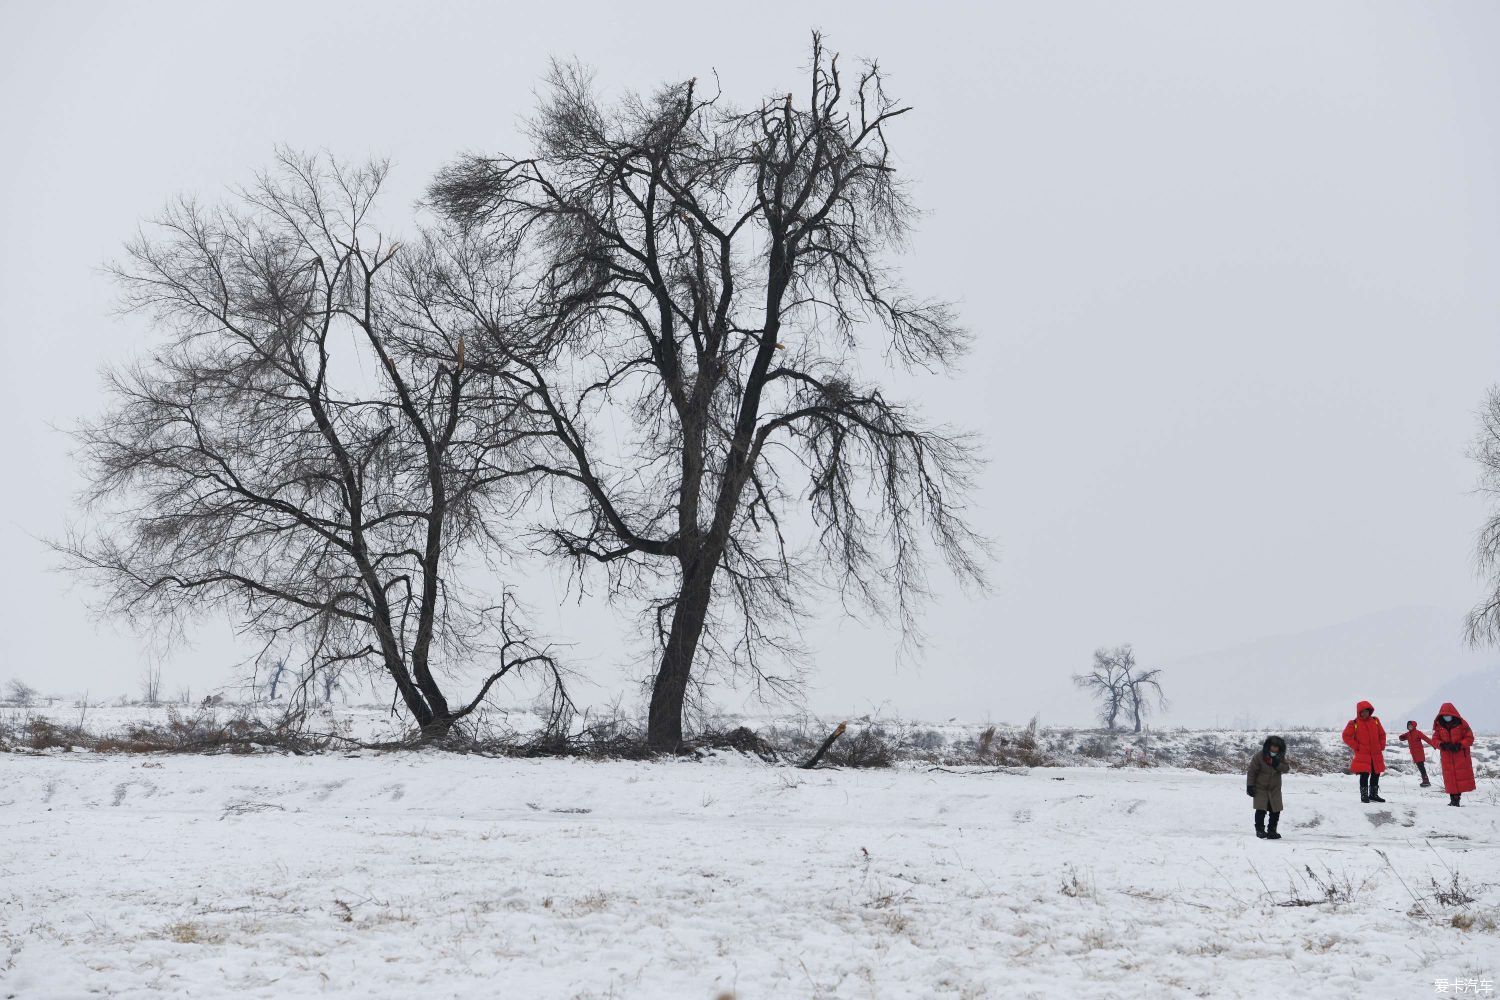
[1397,720,1433,787]
[1341,700,1387,803]
[1431,702,1476,807]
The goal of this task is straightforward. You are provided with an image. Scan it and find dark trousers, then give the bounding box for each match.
[1417,761,1430,784]
[1358,772,1380,796]
[1254,809,1280,833]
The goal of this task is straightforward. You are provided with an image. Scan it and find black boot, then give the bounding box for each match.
[1266,811,1282,840]
[1359,773,1370,803]
[1368,774,1386,803]
[1449,793,1462,807]
[1254,809,1267,838]
[1418,762,1431,787]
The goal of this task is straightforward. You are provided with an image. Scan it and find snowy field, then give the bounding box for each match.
[3,747,1497,999]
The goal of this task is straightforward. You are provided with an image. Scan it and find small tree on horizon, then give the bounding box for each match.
[5,679,38,707]
[1123,661,1166,733]
[1074,644,1167,733]
[1074,646,1131,731]
[139,665,163,706]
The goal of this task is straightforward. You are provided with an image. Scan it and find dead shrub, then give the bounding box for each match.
[1078,735,1115,760]
[441,707,655,761]
[1277,864,1376,908]
[16,718,93,751]
[976,725,997,755]
[4,705,336,755]
[828,726,896,768]
[908,728,946,752]
[940,716,1057,768]
[688,726,780,762]
[1430,872,1482,908]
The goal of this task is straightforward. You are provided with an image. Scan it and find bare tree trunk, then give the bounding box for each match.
[387,664,455,742]
[647,558,718,750]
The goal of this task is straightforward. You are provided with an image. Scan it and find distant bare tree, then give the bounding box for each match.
[288,658,343,706]
[5,679,37,707]
[59,152,567,741]
[139,665,163,706]
[1074,644,1166,733]
[264,659,288,702]
[315,663,341,704]
[1074,646,1131,731]
[1123,661,1166,734]
[429,34,988,749]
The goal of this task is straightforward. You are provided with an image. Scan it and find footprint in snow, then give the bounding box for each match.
[312,779,349,801]
[111,780,158,807]
[220,800,287,820]
[526,802,592,814]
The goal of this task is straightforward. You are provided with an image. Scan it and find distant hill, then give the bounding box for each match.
[1155,606,1495,730]
[1401,669,1500,734]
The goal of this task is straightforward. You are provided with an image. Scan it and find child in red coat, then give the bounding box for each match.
[1397,720,1432,787]
[1341,700,1387,803]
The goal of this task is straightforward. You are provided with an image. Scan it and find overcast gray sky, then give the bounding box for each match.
[3,1,1498,725]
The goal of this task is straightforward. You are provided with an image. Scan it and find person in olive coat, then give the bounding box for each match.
[1246,735,1290,839]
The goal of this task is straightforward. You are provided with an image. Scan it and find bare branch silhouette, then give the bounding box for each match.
[58,151,567,740]
[429,35,989,749]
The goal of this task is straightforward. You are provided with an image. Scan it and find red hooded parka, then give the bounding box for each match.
[1397,722,1430,763]
[1431,703,1476,794]
[1341,701,1386,775]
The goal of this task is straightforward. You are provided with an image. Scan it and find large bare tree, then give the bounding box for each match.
[1468,387,1500,646]
[60,152,564,740]
[428,36,988,749]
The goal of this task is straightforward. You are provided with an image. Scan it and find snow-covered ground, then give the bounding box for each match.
[3,748,1497,999]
